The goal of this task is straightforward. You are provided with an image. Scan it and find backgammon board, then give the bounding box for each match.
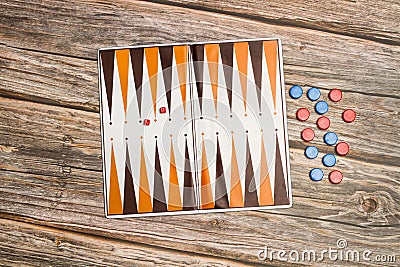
[98,38,291,218]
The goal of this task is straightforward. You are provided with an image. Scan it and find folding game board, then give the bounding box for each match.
[98,38,291,218]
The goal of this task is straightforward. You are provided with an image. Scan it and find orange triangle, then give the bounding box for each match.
[259,135,274,206]
[145,47,159,116]
[138,141,152,213]
[168,139,182,211]
[234,42,248,111]
[108,144,123,215]
[263,40,278,110]
[116,49,130,114]
[174,46,188,116]
[205,44,219,112]
[230,136,244,207]
[201,138,214,209]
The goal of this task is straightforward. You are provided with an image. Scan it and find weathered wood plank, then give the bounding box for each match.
[1,163,399,266]
[285,85,400,167]
[1,1,399,265]
[0,84,398,181]
[0,45,98,112]
[0,218,248,267]
[144,0,400,45]
[0,0,399,109]
[0,99,399,264]
[0,95,101,175]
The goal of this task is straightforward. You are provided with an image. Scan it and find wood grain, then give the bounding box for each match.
[285,86,400,167]
[0,97,399,265]
[0,218,249,267]
[0,0,399,109]
[0,0,399,265]
[1,161,399,266]
[1,88,398,178]
[145,0,400,45]
[0,44,98,112]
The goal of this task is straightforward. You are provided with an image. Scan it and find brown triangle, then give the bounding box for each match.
[191,44,204,113]
[159,46,173,114]
[274,135,289,205]
[214,137,229,208]
[123,145,138,214]
[153,141,167,212]
[249,41,263,111]
[183,138,196,210]
[100,50,115,119]
[219,43,234,111]
[244,136,259,207]
[129,48,144,118]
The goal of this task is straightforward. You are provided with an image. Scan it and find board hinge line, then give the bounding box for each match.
[188,46,200,210]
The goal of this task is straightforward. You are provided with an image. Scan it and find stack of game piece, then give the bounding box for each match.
[289,86,356,184]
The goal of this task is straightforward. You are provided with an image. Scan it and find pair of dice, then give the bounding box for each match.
[143,107,167,125]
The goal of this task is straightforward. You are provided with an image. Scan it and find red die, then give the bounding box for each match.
[143,119,150,126]
[159,107,166,114]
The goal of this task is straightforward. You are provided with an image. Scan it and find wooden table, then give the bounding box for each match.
[1,1,399,266]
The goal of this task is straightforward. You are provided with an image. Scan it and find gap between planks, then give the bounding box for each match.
[140,0,400,46]
[0,214,299,267]
[0,60,399,117]
[1,164,399,229]
[1,1,399,109]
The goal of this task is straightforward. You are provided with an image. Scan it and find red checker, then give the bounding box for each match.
[143,119,151,126]
[342,109,356,123]
[329,89,343,102]
[317,116,330,130]
[301,128,315,142]
[159,107,167,114]
[336,141,349,156]
[329,170,343,184]
[296,108,310,122]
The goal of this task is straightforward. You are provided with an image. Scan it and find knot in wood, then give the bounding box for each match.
[54,239,61,247]
[362,198,378,213]
[211,219,220,227]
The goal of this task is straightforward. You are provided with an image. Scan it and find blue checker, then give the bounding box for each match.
[307,87,321,101]
[289,85,303,99]
[324,132,338,146]
[310,168,324,181]
[315,100,329,115]
[305,146,318,159]
[322,154,336,167]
